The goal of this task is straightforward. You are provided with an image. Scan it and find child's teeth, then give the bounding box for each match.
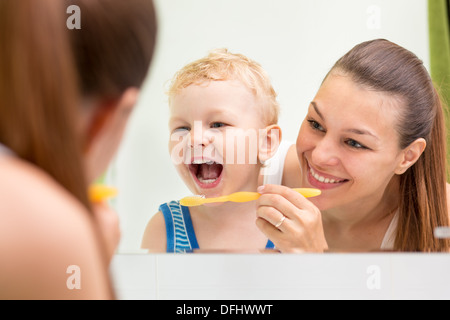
[198,178,217,184]
[192,160,215,165]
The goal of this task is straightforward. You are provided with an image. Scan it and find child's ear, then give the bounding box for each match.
[394,138,427,175]
[258,125,282,163]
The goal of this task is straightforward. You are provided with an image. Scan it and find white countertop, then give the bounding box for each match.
[110,253,450,300]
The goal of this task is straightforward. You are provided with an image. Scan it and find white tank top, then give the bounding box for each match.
[262,140,293,185]
[380,212,398,250]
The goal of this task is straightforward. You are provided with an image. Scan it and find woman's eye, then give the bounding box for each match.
[307,119,325,132]
[346,139,367,149]
[210,122,227,129]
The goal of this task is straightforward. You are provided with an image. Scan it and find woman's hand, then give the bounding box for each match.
[92,202,121,262]
[256,184,328,253]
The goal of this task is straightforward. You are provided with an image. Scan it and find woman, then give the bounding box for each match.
[256,39,450,253]
[0,0,157,299]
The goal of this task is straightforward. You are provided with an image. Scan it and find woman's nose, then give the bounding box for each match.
[311,136,340,167]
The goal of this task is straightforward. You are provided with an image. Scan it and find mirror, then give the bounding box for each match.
[104,0,432,253]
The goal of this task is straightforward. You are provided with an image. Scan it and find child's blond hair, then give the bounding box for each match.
[168,49,280,125]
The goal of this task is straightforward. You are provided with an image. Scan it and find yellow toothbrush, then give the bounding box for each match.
[179,188,321,207]
[88,184,118,203]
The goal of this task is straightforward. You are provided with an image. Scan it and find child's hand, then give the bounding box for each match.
[92,202,121,261]
[255,184,328,253]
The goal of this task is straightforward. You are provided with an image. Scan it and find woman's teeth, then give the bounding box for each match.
[310,166,345,184]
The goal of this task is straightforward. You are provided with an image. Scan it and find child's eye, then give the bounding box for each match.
[210,122,227,129]
[345,139,368,150]
[307,119,325,132]
[173,126,190,133]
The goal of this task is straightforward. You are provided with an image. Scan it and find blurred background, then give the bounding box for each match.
[103,0,449,253]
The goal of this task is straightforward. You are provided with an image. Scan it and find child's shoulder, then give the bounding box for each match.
[141,210,167,252]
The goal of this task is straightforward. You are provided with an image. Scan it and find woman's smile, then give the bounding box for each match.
[306,161,349,190]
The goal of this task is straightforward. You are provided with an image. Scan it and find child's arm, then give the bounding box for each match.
[281,144,302,188]
[141,211,167,253]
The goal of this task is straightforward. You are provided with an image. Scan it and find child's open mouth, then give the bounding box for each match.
[189,159,224,189]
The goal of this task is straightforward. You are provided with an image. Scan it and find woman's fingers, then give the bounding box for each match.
[256,205,289,232]
[257,184,318,220]
[256,184,327,253]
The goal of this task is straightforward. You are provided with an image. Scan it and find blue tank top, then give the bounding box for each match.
[159,201,275,253]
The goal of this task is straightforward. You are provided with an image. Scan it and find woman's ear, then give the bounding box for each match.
[258,125,282,164]
[84,88,140,182]
[395,138,427,175]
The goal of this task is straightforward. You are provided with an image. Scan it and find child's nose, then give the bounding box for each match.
[189,129,213,148]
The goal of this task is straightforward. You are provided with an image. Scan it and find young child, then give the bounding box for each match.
[141,49,283,253]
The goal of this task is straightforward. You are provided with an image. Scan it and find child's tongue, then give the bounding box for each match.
[198,163,222,180]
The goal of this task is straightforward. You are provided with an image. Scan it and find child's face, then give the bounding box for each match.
[169,80,267,198]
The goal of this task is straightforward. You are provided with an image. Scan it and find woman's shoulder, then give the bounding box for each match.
[0,156,87,223]
[0,157,111,299]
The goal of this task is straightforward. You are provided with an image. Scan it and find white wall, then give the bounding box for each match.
[105,0,430,253]
[111,254,450,299]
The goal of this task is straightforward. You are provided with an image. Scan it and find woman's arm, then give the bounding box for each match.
[92,203,121,263]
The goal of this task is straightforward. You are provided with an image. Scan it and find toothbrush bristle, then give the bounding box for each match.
[179,194,206,207]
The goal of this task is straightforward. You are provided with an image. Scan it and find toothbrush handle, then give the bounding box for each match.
[203,195,229,204]
[293,188,322,198]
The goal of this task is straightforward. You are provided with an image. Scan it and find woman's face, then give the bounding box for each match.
[296,73,405,212]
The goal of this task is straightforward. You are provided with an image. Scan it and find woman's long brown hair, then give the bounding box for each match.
[0,0,90,208]
[329,39,449,252]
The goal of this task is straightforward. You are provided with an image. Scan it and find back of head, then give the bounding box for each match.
[329,39,449,251]
[0,0,158,208]
[168,49,279,125]
[69,0,158,98]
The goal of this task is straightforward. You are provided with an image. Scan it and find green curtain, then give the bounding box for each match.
[429,0,450,180]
